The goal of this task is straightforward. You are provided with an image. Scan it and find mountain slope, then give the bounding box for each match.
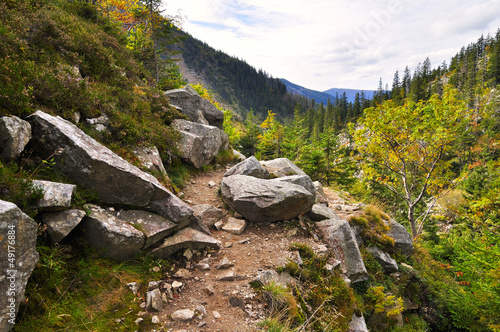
[323,87,375,102]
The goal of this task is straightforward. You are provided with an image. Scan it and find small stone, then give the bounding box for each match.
[146,289,163,311]
[229,296,245,309]
[202,284,215,296]
[196,305,207,316]
[215,257,234,270]
[140,302,146,308]
[225,242,233,248]
[237,238,250,244]
[184,249,193,260]
[127,282,139,295]
[194,262,211,271]
[208,180,216,187]
[152,266,161,272]
[172,309,195,321]
[173,268,192,279]
[151,315,160,324]
[213,311,221,319]
[198,321,207,327]
[222,217,247,235]
[135,317,144,325]
[148,280,161,290]
[172,280,183,290]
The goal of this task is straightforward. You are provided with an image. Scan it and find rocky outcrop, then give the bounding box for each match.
[172,119,229,168]
[165,85,224,129]
[224,156,269,179]
[348,314,369,332]
[0,200,39,332]
[0,115,31,162]
[386,219,414,257]
[261,158,306,177]
[78,205,146,260]
[221,175,315,222]
[41,209,86,243]
[32,180,76,211]
[27,111,195,226]
[133,145,168,177]
[192,204,225,227]
[150,227,220,259]
[316,218,368,284]
[367,246,398,273]
[307,204,339,221]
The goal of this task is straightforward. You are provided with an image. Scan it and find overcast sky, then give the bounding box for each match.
[164,0,500,91]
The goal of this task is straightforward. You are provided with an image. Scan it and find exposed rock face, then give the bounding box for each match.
[0,115,31,162]
[172,119,229,168]
[41,209,86,243]
[348,314,369,332]
[78,205,145,260]
[27,111,195,225]
[224,156,269,179]
[0,200,39,332]
[32,180,76,211]
[307,204,339,221]
[113,209,187,249]
[221,175,315,222]
[150,227,220,259]
[387,219,414,257]
[316,218,368,283]
[271,175,316,196]
[261,158,306,177]
[165,85,224,129]
[367,246,398,273]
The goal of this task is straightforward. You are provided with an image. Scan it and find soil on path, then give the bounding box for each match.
[153,168,359,332]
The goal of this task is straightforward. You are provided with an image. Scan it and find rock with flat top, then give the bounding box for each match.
[150,227,219,259]
[271,175,316,196]
[32,180,76,211]
[192,204,225,227]
[222,217,246,235]
[27,111,196,226]
[221,175,314,222]
[171,309,195,321]
[78,205,145,260]
[146,289,163,311]
[41,209,86,243]
[307,204,340,221]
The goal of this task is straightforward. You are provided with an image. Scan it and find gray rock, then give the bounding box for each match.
[0,116,31,162]
[85,114,110,132]
[387,219,414,257]
[150,227,219,259]
[27,111,195,226]
[316,218,368,284]
[348,314,368,332]
[133,145,168,177]
[127,282,139,295]
[192,204,225,227]
[307,204,340,221]
[0,200,39,332]
[151,315,160,324]
[232,149,246,161]
[78,205,145,260]
[224,156,269,179]
[113,209,186,249]
[313,181,329,205]
[171,309,195,321]
[146,288,163,311]
[32,180,76,211]
[172,119,229,168]
[215,257,234,270]
[250,270,296,288]
[261,158,306,177]
[222,217,246,235]
[221,175,315,222]
[271,175,316,196]
[41,209,86,243]
[367,246,398,273]
[165,85,224,129]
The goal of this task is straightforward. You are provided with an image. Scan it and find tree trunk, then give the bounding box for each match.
[408,204,418,240]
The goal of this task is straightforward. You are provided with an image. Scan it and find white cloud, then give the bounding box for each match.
[165,0,500,91]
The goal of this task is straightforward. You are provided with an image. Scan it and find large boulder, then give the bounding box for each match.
[165,85,224,129]
[0,115,31,162]
[224,156,269,179]
[132,145,168,178]
[220,175,315,222]
[41,209,86,243]
[27,111,195,226]
[367,246,398,273]
[192,204,225,227]
[78,205,145,260]
[0,200,39,332]
[307,204,339,221]
[271,175,316,196]
[386,219,414,257]
[32,180,76,211]
[261,158,306,177]
[172,119,229,168]
[316,218,368,284]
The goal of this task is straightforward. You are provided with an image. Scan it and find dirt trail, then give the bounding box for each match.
[154,168,359,332]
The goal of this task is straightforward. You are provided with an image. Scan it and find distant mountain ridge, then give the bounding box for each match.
[280,79,375,104]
